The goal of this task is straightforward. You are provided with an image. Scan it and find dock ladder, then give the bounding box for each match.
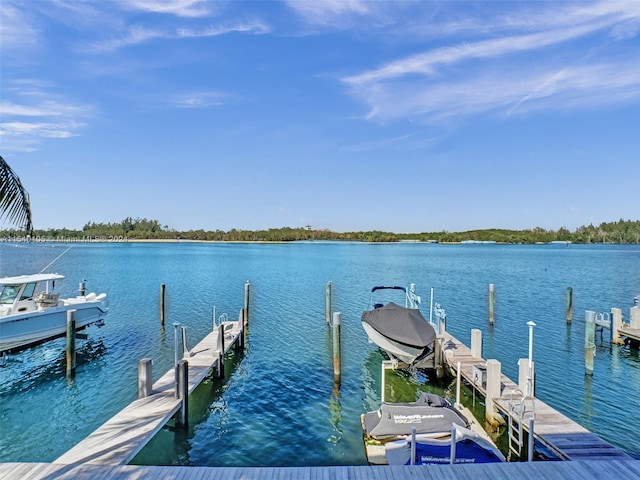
[508,388,535,460]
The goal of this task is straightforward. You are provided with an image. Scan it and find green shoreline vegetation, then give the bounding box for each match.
[2,217,640,244]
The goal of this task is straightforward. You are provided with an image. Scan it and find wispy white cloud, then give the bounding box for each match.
[172,91,231,108]
[287,0,373,25]
[341,1,640,124]
[352,59,640,124]
[1,100,91,118]
[0,121,81,138]
[0,121,85,153]
[0,2,39,52]
[83,25,168,53]
[176,20,270,38]
[84,19,270,53]
[120,0,213,18]
[0,81,93,153]
[340,133,416,153]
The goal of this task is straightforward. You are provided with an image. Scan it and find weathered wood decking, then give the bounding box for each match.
[441,332,632,461]
[54,320,243,466]
[3,459,640,480]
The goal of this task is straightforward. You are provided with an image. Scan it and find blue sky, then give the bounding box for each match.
[1,1,639,233]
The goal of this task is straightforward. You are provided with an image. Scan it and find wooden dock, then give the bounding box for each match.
[618,326,640,343]
[2,459,640,480]
[54,319,244,466]
[441,332,632,461]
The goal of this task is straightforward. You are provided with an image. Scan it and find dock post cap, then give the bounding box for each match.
[527,321,536,327]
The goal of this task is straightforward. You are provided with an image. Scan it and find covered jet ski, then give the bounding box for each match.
[362,392,468,440]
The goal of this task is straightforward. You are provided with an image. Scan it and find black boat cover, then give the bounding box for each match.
[362,393,468,440]
[361,302,436,348]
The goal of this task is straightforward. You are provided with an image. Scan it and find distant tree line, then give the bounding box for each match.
[1,217,640,244]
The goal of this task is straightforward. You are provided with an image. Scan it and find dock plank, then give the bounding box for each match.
[54,321,243,466]
[619,327,640,342]
[4,461,640,480]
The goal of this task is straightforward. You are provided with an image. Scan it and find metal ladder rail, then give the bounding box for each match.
[508,388,535,459]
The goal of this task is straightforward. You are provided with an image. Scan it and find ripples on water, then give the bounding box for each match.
[1,242,639,464]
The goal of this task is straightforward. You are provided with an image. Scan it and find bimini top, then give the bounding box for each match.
[362,392,469,440]
[361,302,436,349]
[0,273,65,286]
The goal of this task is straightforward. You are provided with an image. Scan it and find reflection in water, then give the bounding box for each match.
[328,386,342,444]
[581,374,594,430]
[0,339,107,395]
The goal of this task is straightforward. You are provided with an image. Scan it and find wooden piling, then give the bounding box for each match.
[631,306,640,329]
[455,361,462,409]
[138,358,153,399]
[528,417,535,462]
[518,358,535,396]
[244,281,250,326]
[238,309,245,350]
[471,328,482,358]
[175,360,188,427]
[181,326,189,357]
[325,281,332,324]
[485,359,501,426]
[435,337,444,378]
[585,310,596,375]
[611,307,624,344]
[66,309,77,377]
[332,312,341,386]
[216,323,225,379]
[160,283,166,326]
[489,284,495,325]
[566,287,573,324]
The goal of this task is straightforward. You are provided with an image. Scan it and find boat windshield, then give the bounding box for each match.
[0,285,20,304]
[20,283,37,300]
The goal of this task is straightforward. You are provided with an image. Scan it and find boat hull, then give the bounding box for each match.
[0,303,107,354]
[362,322,433,366]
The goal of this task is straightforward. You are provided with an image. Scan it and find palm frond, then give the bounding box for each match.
[0,155,33,233]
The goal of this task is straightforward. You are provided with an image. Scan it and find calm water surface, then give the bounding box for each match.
[0,241,638,464]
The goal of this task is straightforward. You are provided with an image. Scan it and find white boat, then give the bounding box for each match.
[361,285,437,367]
[0,273,108,354]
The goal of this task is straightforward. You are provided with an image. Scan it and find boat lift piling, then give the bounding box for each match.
[176,360,189,427]
[566,287,573,324]
[66,309,77,377]
[489,284,495,325]
[138,358,153,398]
[584,311,596,375]
[160,283,166,326]
[216,322,225,379]
[325,281,332,324]
[244,281,250,325]
[332,312,341,387]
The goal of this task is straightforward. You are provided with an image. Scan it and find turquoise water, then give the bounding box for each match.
[1,241,639,464]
